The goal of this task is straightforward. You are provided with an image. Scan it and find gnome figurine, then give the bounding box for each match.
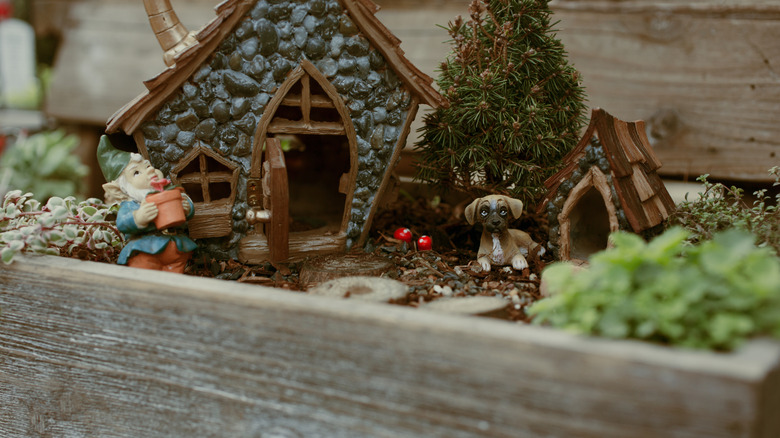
[97,135,196,273]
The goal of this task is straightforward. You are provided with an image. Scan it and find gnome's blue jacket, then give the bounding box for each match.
[116,198,197,265]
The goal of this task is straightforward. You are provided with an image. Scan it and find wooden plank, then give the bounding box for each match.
[178,171,234,184]
[1,255,779,437]
[552,0,780,181]
[45,0,219,125]
[282,94,336,109]
[187,202,232,239]
[630,165,657,202]
[265,138,289,263]
[239,229,346,263]
[267,120,346,135]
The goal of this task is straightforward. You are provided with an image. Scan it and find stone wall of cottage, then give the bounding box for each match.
[139,0,412,258]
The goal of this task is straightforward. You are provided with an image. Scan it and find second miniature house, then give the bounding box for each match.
[538,108,675,261]
[106,0,445,263]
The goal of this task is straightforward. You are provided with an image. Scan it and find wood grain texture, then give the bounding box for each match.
[45,0,219,125]
[1,255,779,437]
[238,228,347,263]
[553,0,780,181]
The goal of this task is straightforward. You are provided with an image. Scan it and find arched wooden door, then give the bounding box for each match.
[557,166,620,261]
[239,60,358,264]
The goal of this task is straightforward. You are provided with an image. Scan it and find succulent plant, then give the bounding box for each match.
[1,190,125,264]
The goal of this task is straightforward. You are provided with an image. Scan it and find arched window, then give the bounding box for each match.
[172,145,239,239]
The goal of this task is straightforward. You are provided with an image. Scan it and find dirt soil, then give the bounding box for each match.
[188,195,553,322]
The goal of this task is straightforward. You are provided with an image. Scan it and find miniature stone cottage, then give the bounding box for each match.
[538,108,675,261]
[106,0,445,263]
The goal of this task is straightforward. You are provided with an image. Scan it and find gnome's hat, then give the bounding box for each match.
[97,135,131,182]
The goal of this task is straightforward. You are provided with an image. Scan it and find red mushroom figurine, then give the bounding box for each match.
[393,227,412,244]
[417,235,432,251]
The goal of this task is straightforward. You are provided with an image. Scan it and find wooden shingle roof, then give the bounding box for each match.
[106,0,446,135]
[539,108,676,232]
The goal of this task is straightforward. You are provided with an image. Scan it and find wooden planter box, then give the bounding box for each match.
[1,255,779,437]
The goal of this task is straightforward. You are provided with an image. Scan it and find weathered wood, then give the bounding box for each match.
[267,119,347,135]
[557,166,619,260]
[1,255,779,437]
[299,253,395,285]
[264,137,290,263]
[238,229,347,263]
[170,144,240,239]
[552,0,780,181]
[307,276,408,301]
[186,202,232,239]
[420,296,509,318]
[282,94,336,109]
[45,0,219,125]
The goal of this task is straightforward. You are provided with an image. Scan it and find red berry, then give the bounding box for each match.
[393,227,412,244]
[418,235,433,251]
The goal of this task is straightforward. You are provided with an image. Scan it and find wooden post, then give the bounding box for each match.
[264,138,289,263]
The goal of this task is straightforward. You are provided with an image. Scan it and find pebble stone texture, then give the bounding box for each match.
[543,137,631,259]
[139,0,413,259]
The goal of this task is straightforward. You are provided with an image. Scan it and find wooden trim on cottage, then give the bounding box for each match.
[557,166,620,260]
[171,144,240,239]
[356,95,420,247]
[341,0,445,108]
[251,59,358,230]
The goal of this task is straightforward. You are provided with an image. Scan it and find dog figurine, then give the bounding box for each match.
[465,195,543,272]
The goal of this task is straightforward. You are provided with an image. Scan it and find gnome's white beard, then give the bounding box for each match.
[117,175,152,203]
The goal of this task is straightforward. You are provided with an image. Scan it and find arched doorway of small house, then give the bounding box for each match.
[240,60,357,264]
[279,133,351,231]
[557,166,620,261]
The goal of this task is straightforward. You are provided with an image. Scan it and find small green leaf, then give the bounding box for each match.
[51,206,69,221]
[1,247,17,264]
[45,197,65,209]
[63,226,78,240]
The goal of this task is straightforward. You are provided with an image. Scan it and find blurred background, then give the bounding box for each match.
[1,0,778,201]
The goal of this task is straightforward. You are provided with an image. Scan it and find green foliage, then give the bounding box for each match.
[528,227,780,350]
[0,130,89,200]
[667,167,780,256]
[0,191,124,264]
[414,0,587,205]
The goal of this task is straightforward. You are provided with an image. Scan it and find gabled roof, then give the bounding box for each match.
[538,108,676,232]
[106,0,446,135]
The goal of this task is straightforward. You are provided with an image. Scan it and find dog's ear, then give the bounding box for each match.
[504,196,524,219]
[464,198,481,225]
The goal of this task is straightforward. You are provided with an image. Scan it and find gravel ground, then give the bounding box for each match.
[190,195,553,322]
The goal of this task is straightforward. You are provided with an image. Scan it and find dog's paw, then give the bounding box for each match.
[478,259,492,273]
[511,255,528,271]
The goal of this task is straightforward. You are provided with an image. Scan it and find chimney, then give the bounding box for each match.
[143,0,196,66]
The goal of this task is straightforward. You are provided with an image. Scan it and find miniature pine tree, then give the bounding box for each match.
[415,0,587,206]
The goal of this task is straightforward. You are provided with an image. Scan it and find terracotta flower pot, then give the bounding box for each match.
[145,187,186,230]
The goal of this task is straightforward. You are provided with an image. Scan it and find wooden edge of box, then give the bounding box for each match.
[1,255,779,436]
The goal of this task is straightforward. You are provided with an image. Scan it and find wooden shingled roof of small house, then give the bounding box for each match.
[538,108,676,233]
[106,0,447,135]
